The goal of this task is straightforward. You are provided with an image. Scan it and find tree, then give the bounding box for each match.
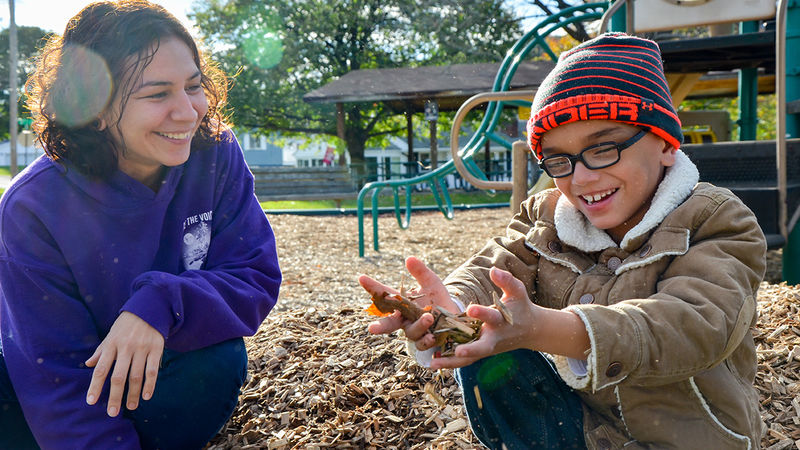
[0,26,51,140]
[190,0,521,172]
[514,0,595,42]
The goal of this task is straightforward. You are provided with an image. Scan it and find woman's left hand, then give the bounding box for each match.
[84,311,165,417]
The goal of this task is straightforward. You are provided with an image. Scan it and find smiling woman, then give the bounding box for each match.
[0,1,281,449]
[101,38,209,189]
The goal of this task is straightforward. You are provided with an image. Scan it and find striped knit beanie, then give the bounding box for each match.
[527,32,683,160]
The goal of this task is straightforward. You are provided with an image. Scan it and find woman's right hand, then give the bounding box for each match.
[85,311,165,417]
[358,256,458,351]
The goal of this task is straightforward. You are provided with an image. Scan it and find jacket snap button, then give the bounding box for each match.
[638,244,652,257]
[607,256,621,271]
[548,241,562,253]
[597,438,612,450]
[605,361,623,377]
[579,293,594,304]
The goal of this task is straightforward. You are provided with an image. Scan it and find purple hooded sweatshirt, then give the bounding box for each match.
[0,131,281,448]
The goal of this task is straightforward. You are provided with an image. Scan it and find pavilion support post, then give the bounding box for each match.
[429,120,438,170]
[484,140,491,177]
[406,105,415,177]
[336,103,346,166]
[424,100,439,170]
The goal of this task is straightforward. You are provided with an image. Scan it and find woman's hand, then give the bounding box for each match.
[85,311,165,417]
[358,256,458,351]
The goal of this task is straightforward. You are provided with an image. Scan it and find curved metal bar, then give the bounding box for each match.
[429,177,455,219]
[450,91,536,191]
[392,185,413,229]
[371,186,381,251]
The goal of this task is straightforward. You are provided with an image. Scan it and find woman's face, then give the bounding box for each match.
[101,37,208,188]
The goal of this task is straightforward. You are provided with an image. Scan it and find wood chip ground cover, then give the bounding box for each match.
[207,208,799,449]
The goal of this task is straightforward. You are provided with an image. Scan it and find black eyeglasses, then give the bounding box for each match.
[538,129,647,178]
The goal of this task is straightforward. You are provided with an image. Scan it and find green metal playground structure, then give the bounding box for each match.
[356,0,800,282]
[356,2,608,256]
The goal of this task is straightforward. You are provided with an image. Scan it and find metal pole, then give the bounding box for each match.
[779,0,800,282]
[738,21,759,141]
[625,0,635,34]
[601,0,627,33]
[9,0,19,176]
[429,120,438,170]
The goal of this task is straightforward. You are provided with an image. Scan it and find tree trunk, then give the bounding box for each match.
[346,134,367,187]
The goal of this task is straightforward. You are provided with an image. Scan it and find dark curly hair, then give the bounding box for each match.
[25,0,229,179]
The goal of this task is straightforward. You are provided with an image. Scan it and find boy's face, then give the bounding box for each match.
[540,120,676,242]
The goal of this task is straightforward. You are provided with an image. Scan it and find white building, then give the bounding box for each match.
[0,133,43,167]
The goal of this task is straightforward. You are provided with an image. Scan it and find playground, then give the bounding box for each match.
[205,209,799,449]
[206,1,800,448]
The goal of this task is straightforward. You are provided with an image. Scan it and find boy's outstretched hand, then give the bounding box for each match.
[358,256,461,352]
[429,267,591,370]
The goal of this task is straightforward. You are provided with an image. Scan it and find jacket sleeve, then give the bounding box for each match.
[443,192,545,306]
[564,190,766,391]
[0,211,143,448]
[121,136,281,352]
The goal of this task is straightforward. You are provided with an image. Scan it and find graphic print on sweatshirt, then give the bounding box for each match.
[182,210,213,270]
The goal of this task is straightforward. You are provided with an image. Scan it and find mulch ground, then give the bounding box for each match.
[207,208,800,449]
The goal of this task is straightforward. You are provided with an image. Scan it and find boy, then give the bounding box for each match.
[359,33,765,449]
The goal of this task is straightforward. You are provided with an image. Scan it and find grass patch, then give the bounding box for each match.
[260,190,511,210]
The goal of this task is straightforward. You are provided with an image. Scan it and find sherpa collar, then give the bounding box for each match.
[553,150,699,252]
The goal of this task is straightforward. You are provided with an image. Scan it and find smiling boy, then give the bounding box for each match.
[360,33,766,449]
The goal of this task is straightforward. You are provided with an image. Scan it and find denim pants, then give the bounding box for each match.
[456,348,586,449]
[0,337,247,450]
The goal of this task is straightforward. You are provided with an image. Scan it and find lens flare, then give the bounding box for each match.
[242,30,283,69]
[50,44,112,127]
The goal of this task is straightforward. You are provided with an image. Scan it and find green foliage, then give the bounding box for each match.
[0,26,52,140]
[679,94,777,141]
[190,0,522,164]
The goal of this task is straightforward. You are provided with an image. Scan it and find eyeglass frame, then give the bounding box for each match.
[537,129,648,178]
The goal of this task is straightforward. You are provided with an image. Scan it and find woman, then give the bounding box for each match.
[0,1,281,448]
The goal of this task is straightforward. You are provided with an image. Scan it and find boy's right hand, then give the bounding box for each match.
[358,256,458,351]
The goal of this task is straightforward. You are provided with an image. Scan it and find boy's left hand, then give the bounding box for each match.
[429,267,539,370]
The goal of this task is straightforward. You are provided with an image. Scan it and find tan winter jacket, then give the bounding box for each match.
[444,151,766,449]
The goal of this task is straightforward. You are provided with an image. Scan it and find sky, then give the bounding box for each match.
[0,0,197,33]
[0,0,542,35]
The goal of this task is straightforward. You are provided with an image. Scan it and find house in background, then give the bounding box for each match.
[0,133,43,167]
[237,131,284,166]
[236,124,521,189]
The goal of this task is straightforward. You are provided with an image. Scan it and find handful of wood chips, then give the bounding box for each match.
[366,285,512,357]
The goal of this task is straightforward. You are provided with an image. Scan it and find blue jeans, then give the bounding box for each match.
[0,338,247,450]
[456,349,586,449]
[0,351,38,449]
